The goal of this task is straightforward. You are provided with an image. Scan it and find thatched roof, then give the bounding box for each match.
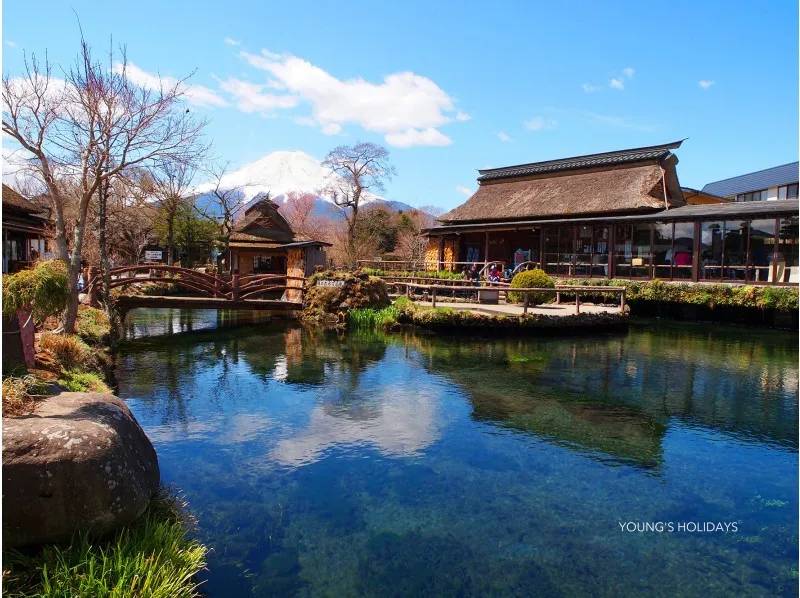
[440,142,687,224]
[2,184,46,216]
[229,197,329,248]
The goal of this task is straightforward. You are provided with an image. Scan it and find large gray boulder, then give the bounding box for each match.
[3,392,159,547]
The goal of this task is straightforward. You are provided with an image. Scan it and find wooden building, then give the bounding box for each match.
[426,141,799,285]
[2,184,51,273]
[228,197,330,277]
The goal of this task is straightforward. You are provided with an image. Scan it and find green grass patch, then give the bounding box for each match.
[76,306,111,345]
[348,305,401,330]
[3,491,207,598]
[57,370,111,393]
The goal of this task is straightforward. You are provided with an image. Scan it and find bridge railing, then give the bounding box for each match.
[86,265,307,303]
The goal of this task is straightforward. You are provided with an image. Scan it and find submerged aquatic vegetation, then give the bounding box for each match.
[3,491,207,598]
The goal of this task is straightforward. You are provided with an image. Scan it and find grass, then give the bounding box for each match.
[56,370,111,393]
[76,306,111,344]
[1,375,49,416]
[39,334,94,372]
[348,305,401,329]
[3,491,208,598]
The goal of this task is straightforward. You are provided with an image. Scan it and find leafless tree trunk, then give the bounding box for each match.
[201,162,248,272]
[3,37,207,332]
[322,142,395,267]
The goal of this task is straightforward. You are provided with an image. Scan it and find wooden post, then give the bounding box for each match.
[620,288,626,313]
[484,231,489,266]
[432,287,437,308]
[575,291,580,314]
[232,273,240,300]
[556,291,561,304]
[524,293,529,315]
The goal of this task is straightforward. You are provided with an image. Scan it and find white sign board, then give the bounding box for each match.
[317,279,345,288]
[144,250,163,261]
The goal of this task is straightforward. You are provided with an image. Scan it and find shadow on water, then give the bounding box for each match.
[115,310,799,597]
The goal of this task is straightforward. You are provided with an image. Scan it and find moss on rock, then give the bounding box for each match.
[302,270,390,327]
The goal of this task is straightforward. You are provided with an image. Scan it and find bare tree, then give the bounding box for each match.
[281,191,324,239]
[2,38,207,331]
[200,162,248,270]
[322,142,395,265]
[152,160,197,265]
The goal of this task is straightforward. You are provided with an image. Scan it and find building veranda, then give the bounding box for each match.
[425,141,799,285]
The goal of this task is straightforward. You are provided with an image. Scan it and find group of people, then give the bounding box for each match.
[460,263,508,284]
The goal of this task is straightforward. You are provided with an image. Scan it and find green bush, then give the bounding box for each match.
[76,305,111,344]
[2,260,70,325]
[3,491,207,598]
[555,278,798,312]
[508,269,555,304]
[361,268,465,281]
[57,370,110,393]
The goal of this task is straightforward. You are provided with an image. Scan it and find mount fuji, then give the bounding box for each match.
[194,150,419,219]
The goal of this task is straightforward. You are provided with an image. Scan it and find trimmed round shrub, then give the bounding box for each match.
[508,269,555,304]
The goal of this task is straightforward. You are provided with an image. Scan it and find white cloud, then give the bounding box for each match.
[238,49,465,147]
[385,127,451,147]
[582,83,601,93]
[116,62,228,108]
[6,40,17,48]
[217,77,298,113]
[524,116,557,131]
[698,79,715,90]
[622,67,635,78]
[497,131,512,142]
[456,185,473,197]
[609,77,625,90]
[455,111,471,122]
[224,37,241,47]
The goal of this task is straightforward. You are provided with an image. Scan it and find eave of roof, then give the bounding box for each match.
[424,200,798,234]
[476,140,684,182]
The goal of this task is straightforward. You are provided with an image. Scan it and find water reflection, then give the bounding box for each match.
[116,311,799,597]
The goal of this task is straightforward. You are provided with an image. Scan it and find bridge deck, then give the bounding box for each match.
[116,295,302,312]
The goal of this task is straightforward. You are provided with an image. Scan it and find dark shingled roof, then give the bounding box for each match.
[701,162,799,197]
[477,140,684,182]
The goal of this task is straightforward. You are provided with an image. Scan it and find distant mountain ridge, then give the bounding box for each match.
[193,150,425,220]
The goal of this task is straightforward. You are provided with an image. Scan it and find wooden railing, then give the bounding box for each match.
[394,282,626,314]
[85,265,306,303]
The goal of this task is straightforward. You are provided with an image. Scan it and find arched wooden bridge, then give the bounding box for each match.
[85,265,305,313]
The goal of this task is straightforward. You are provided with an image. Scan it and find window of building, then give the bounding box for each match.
[253,255,273,273]
[723,220,748,280]
[748,219,776,282]
[700,221,724,279]
[777,216,799,283]
[672,222,695,279]
[778,183,799,200]
[653,222,673,279]
[736,189,768,202]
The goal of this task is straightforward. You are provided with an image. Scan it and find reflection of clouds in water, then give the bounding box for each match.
[146,420,217,443]
[145,414,273,444]
[270,386,441,467]
[273,356,288,381]
[219,413,274,443]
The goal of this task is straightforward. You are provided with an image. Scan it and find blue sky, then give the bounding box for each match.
[4,0,798,210]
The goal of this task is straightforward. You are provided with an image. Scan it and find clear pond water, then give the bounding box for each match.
[116,310,798,597]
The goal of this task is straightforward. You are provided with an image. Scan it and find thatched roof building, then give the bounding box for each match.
[423,142,798,285]
[439,141,686,223]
